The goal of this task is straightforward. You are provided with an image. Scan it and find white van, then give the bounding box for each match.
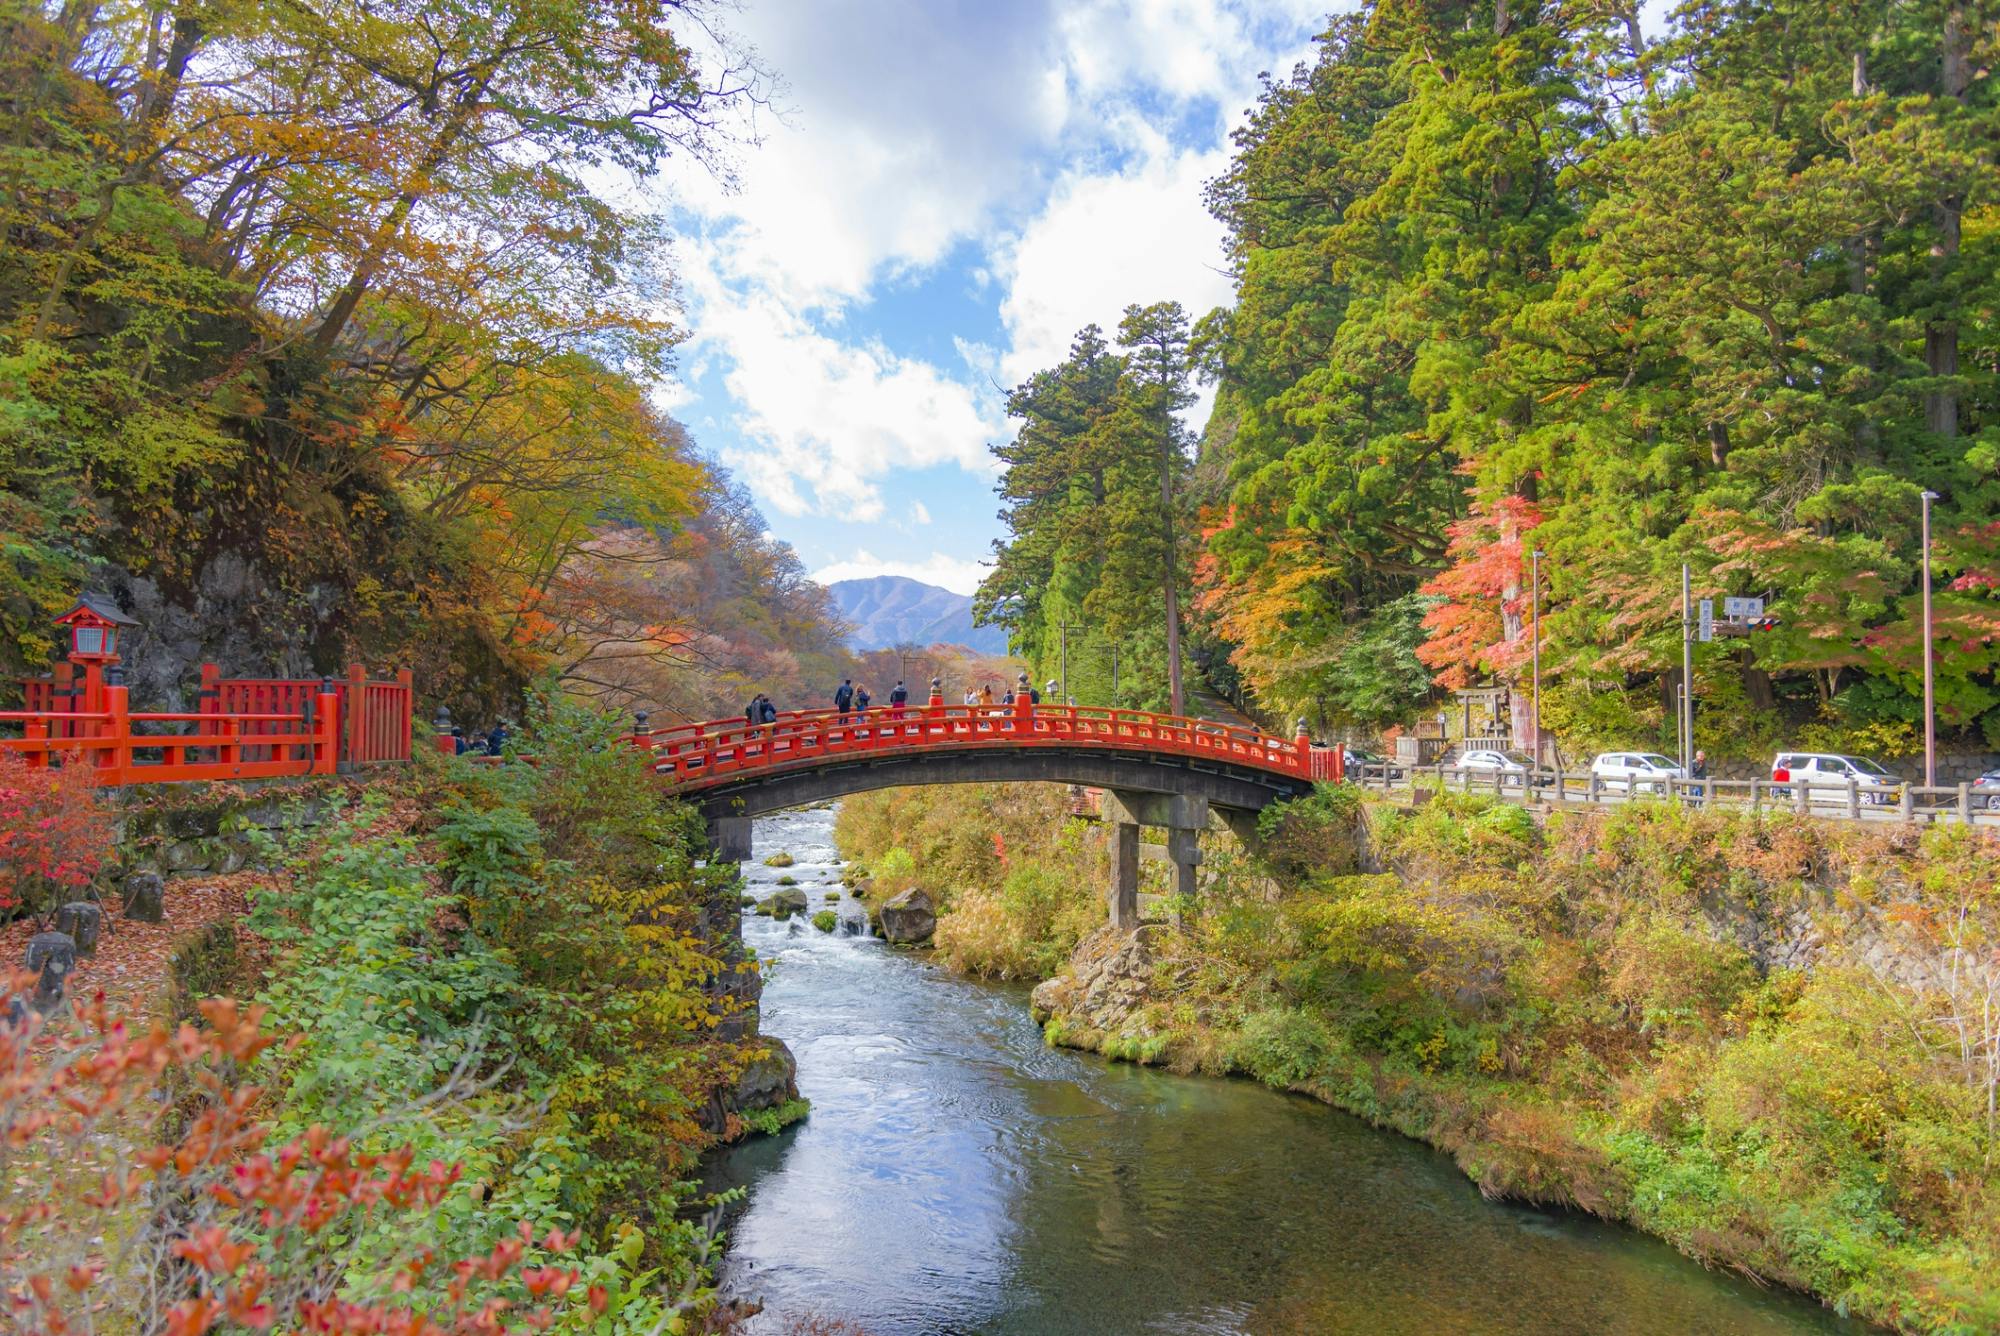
[1589,752,1685,794]
[1770,752,1901,806]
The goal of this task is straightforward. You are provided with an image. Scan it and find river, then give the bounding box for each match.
[702,804,1861,1335]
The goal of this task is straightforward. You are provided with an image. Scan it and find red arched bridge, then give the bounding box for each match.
[630,698,1343,930]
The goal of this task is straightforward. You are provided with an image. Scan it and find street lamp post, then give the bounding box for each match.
[1680,563,1694,771]
[1922,489,1939,789]
[1530,548,1543,766]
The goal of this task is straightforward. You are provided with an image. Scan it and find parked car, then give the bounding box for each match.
[1770,752,1902,806]
[1457,748,1536,786]
[1341,746,1397,779]
[1589,752,1686,794]
[1972,768,2000,810]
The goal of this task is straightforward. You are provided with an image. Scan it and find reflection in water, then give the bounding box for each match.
[704,806,1859,1335]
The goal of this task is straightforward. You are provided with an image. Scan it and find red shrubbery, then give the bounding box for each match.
[2,988,606,1335]
[0,751,115,919]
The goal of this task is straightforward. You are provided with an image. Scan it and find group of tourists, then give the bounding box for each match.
[747,673,1061,735]
[449,718,511,756]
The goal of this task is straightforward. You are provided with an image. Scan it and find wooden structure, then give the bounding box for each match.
[1,683,341,785]
[8,598,413,785]
[634,694,1341,793]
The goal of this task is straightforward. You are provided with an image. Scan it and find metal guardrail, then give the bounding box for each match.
[1347,762,2000,826]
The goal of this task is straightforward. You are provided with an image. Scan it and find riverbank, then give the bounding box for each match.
[713,800,1854,1334]
[6,695,796,1331]
[834,784,2000,1334]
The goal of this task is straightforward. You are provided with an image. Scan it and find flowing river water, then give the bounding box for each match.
[701,805,1863,1335]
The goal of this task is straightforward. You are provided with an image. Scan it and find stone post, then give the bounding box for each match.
[26,932,76,1013]
[124,870,165,923]
[54,901,102,954]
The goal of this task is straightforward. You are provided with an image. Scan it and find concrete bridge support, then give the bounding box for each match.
[707,815,752,864]
[1101,790,1208,930]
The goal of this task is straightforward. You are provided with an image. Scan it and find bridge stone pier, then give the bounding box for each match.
[1098,791,1208,931]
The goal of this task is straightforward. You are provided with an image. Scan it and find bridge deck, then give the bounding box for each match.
[642,703,1342,792]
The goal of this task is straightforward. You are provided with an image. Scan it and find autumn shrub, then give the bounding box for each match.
[1253,782,1362,881]
[0,749,116,919]
[1,990,649,1335]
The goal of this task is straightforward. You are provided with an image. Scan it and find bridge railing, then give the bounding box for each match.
[639,702,1342,786]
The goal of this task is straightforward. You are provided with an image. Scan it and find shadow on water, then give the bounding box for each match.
[702,805,1865,1336]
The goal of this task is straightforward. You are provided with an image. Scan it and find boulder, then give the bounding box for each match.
[877,888,937,944]
[757,887,809,920]
[1030,923,1163,1035]
[25,932,76,1013]
[733,1038,799,1112]
[54,901,103,955]
[124,871,167,923]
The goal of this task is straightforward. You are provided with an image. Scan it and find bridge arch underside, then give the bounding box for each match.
[683,745,1311,827]
[689,747,1310,932]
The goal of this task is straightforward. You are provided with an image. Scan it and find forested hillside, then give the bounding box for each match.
[983,0,1997,758]
[0,0,846,721]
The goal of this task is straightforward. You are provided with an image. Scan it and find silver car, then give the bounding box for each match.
[1590,752,1686,794]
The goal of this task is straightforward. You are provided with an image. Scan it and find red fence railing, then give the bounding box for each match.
[1,684,341,785]
[628,701,1343,790]
[199,664,412,766]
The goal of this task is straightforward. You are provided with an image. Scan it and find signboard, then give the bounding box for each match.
[1723,596,1764,619]
[1698,599,1714,643]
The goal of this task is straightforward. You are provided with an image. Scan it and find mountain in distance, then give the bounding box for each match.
[825,575,1009,655]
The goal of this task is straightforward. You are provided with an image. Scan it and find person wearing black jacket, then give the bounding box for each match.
[834,679,854,720]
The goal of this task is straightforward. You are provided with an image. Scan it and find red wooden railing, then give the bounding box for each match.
[625,701,1343,790]
[198,664,412,765]
[0,682,341,786]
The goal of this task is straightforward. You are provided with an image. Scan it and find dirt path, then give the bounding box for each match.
[6,875,262,1019]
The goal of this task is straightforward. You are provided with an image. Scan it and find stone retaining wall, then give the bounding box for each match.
[111,777,354,881]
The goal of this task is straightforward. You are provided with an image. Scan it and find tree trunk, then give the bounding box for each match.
[1925,5,1971,439]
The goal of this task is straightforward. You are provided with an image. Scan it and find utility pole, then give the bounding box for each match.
[1680,563,1694,769]
[1922,490,1938,788]
[1530,548,1543,766]
[1056,620,1081,704]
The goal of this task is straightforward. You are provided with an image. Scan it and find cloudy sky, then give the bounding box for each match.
[655,0,1338,595]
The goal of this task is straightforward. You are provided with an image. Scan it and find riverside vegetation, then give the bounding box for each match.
[4,693,799,1332]
[837,782,2000,1333]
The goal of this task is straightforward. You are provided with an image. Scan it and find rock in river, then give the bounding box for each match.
[758,887,810,919]
[878,888,937,944]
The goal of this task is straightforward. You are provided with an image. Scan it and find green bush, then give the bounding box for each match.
[811,910,837,933]
[1230,1007,1337,1089]
[763,852,794,867]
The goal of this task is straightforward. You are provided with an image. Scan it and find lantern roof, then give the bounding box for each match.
[55,593,139,629]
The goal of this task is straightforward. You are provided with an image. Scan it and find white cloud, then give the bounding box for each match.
[908,500,932,525]
[685,240,1005,521]
[994,143,1236,385]
[658,0,1330,524]
[812,549,992,596]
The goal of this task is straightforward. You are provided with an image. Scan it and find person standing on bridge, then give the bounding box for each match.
[889,680,909,719]
[760,696,779,729]
[744,695,760,729]
[978,682,994,707]
[834,678,854,722]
